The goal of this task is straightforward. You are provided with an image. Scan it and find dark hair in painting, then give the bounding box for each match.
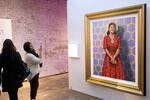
[107,22,117,35]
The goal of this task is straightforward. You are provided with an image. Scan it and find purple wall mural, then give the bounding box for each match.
[0,0,68,77]
[93,16,136,82]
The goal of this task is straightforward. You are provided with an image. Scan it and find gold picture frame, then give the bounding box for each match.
[85,4,146,95]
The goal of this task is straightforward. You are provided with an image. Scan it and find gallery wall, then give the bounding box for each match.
[68,0,150,100]
[0,0,68,77]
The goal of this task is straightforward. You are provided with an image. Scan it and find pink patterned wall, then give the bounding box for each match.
[0,0,68,77]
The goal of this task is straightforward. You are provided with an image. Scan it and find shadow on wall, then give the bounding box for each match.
[117,26,134,82]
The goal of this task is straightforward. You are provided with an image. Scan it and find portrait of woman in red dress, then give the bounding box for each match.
[102,22,125,80]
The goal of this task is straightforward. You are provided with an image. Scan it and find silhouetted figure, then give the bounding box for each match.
[0,39,23,100]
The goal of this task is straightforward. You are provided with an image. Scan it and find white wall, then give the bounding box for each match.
[67,0,150,100]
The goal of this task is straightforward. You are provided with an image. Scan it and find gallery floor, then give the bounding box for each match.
[0,73,102,100]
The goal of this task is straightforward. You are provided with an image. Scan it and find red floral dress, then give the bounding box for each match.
[102,35,125,80]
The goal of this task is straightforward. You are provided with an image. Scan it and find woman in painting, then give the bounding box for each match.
[102,22,125,80]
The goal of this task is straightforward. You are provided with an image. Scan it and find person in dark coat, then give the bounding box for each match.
[0,39,23,100]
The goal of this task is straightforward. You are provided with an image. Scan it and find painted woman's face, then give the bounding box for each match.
[109,24,116,34]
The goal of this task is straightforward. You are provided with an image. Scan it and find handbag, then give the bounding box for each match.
[18,61,30,83]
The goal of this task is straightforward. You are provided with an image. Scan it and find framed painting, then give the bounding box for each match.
[85,4,146,95]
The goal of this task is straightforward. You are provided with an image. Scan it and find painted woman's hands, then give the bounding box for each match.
[110,56,117,64]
